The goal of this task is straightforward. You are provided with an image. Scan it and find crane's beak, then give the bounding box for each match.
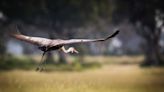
[72,48,79,54]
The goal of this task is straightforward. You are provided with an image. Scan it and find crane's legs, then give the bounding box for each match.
[36,51,46,71]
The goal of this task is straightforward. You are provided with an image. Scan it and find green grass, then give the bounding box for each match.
[0,55,36,70]
[0,56,164,92]
[0,55,101,71]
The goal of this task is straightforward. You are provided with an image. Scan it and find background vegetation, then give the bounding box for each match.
[0,0,164,92]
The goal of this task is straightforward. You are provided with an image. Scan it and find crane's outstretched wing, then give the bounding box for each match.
[10,33,52,46]
[10,25,52,46]
[11,27,119,48]
[59,29,119,45]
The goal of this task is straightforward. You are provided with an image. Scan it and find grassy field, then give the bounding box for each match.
[0,56,164,92]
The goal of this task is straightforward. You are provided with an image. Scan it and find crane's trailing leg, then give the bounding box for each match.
[36,51,46,71]
[61,46,79,54]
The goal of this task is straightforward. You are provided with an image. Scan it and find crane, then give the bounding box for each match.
[10,27,119,71]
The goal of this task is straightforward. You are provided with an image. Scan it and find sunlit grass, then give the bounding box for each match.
[81,55,144,64]
[0,56,164,92]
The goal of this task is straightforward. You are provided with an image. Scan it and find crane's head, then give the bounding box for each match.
[69,47,79,54]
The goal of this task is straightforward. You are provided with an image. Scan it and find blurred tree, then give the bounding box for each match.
[0,16,9,56]
[113,0,164,66]
[0,26,6,55]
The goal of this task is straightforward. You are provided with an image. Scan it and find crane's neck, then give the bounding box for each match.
[61,46,72,53]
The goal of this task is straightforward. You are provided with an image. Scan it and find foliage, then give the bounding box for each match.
[113,0,164,66]
[0,55,36,70]
[0,0,113,27]
[0,55,101,71]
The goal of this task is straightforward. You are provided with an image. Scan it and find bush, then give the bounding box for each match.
[0,55,101,71]
[0,55,36,70]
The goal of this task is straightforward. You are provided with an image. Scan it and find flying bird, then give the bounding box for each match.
[10,27,119,71]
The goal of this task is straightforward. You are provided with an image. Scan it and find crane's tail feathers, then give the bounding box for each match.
[15,25,21,34]
[9,25,22,38]
[104,29,119,40]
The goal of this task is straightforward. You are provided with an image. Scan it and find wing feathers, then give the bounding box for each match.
[11,33,51,46]
[10,25,52,46]
[104,29,119,40]
[11,28,119,47]
[60,29,120,45]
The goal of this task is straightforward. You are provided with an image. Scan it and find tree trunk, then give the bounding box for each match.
[0,39,5,55]
[0,22,10,56]
[137,14,164,66]
[142,33,164,66]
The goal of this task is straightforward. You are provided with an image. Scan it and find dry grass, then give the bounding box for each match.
[81,55,144,64]
[0,56,164,92]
